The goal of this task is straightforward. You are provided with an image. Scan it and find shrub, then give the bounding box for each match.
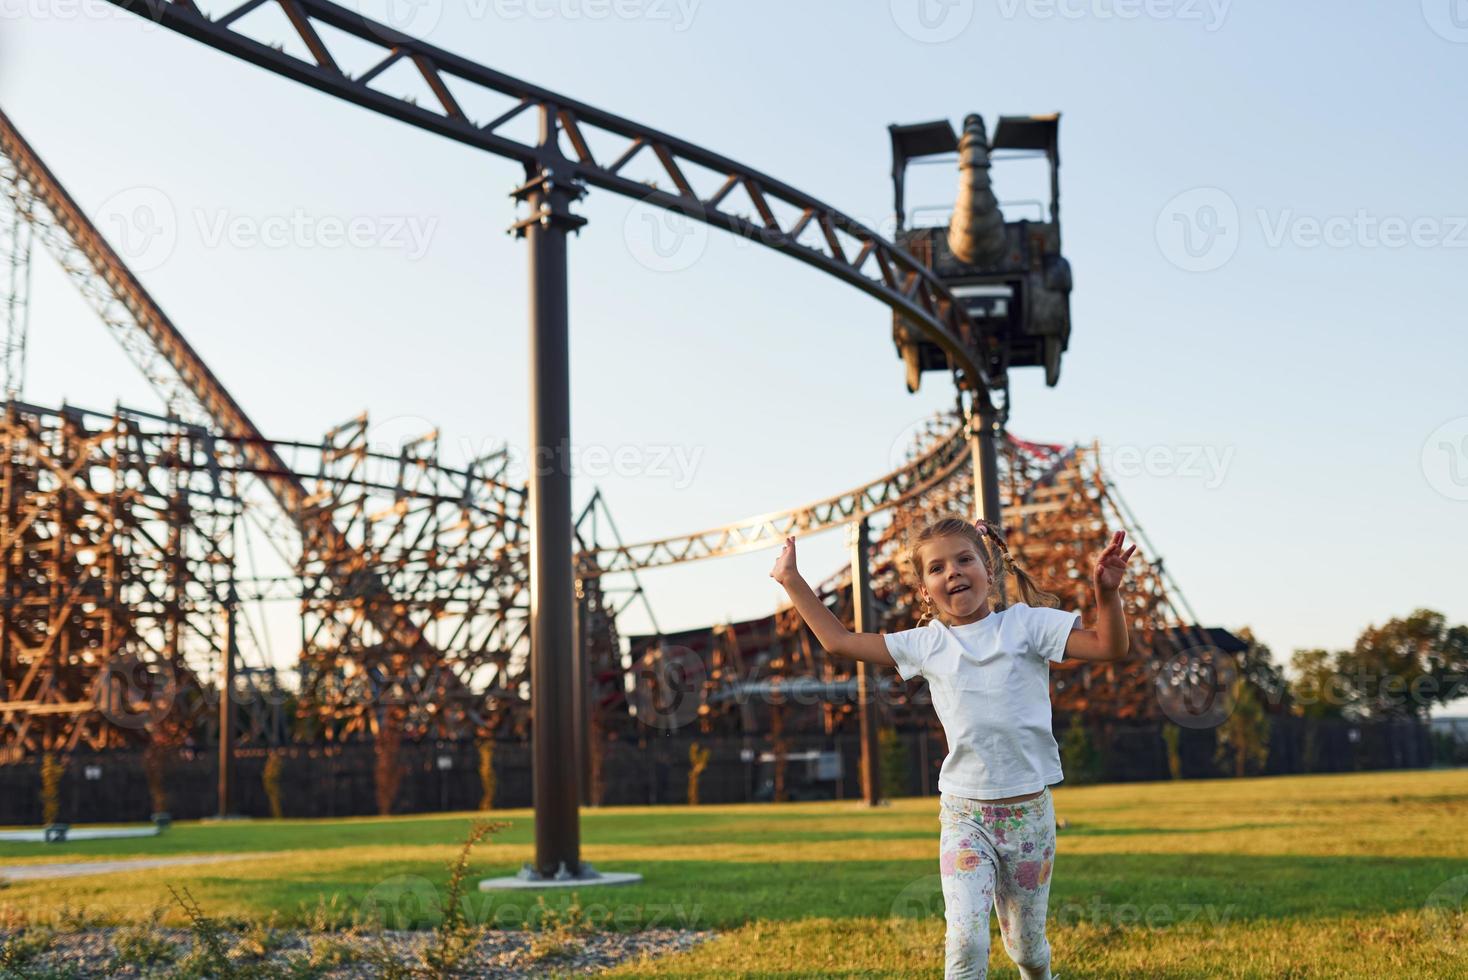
[878,727,910,799]
[528,892,594,964]
[687,743,711,805]
[110,906,178,968]
[39,753,65,826]
[1060,715,1103,785]
[476,740,495,810]
[262,751,284,819]
[1162,722,1183,780]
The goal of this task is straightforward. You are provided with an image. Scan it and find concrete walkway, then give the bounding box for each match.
[0,851,283,882]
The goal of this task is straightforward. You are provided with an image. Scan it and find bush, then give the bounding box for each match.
[1060,716,1103,785]
[878,727,910,799]
[687,743,710,805]
[39,754,65,827]
[262,752,284,819]
[1162,723,1183,780]
[476,740,496,810]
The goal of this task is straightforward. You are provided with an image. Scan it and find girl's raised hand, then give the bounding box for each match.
[1094,529,1137,593]
[769,536,799,586]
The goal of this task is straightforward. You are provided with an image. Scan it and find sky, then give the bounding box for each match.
[1,1,1466,706]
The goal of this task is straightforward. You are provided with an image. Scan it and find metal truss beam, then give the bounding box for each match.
[581,414,973,573]
[100,0,995,400]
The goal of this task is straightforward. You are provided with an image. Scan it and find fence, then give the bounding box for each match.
[0,715,1450,825]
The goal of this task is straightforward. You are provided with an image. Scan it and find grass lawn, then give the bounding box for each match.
[2,769,1466,977]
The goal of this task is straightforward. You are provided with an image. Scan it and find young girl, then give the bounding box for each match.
[768,515,1135,980]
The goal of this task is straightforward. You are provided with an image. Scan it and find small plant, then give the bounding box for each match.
[527,892,595,964]
[168,885,259,980]
[110,905,178,968]
[299,893,367,934]
[0,925,55,976]
[273,952,332,980]
[231,911,287,962]
[39,753,65,826]
[357,941,422,980]
[54,903,91,933]
[303,931,364,970]
[420,819,508,979]
[687,743,711,805]
[262,751,285,819]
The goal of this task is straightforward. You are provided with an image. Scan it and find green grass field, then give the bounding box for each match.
[3,769,1466,977]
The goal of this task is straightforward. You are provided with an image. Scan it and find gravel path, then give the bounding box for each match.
[0,851,286,881]
[0,925,718,977]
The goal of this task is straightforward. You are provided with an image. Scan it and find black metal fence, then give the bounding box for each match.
[0,715,1452,825]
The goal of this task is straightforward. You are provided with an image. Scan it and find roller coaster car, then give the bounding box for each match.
[888,115,1072,393]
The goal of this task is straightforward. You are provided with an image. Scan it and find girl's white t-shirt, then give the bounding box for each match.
[884,602,1081,799]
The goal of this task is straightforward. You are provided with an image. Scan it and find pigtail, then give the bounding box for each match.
[974,519,1061,611]
[916,592,938,626]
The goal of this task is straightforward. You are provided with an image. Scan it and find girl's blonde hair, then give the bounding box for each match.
[901,515,1059,625]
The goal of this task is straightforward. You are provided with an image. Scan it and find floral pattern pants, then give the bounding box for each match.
[938,786,1056,980]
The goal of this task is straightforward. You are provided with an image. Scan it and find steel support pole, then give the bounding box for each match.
[481,113,642,894]
[851,517,882,806]
[967,402,1007,605]
[573,575,589,807]
[217,586,237,818]
[512,106,588,880]
[967,403,1003,529]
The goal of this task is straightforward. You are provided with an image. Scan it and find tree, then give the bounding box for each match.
[1234,628,1292,714]
[1214,677,1270,777]
[1334,609,1468,722]
[1288,648,1346,720]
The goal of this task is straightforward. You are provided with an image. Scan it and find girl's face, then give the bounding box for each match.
[917,534,992,622]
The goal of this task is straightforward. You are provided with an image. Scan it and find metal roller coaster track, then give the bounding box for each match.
[100,0,996,401]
